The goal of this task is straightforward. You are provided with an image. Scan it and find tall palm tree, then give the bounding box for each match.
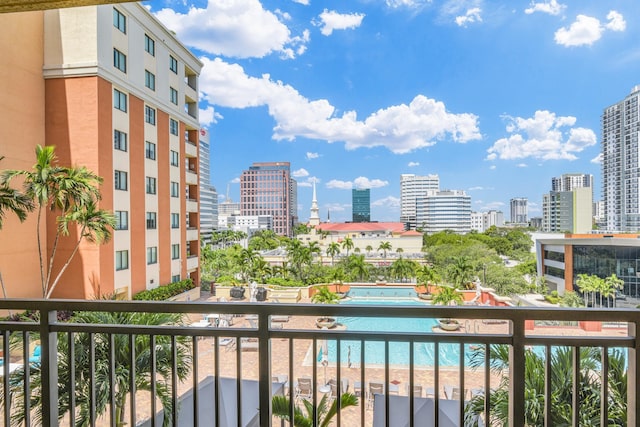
[272,392,358,427]
[448,256,473,289]
[365,245,373,255]
[390,257,417,283]
[341,237,354,257]
[236,247,258,283]
[4,308,191,427]
[348,254,369,281]
[378,241,392,258]
[605,273,624,307]
[326,242,340,266]
[432,285,464,306]
[2,146,113,298]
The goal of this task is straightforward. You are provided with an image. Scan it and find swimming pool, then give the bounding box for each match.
[325,288,475,367]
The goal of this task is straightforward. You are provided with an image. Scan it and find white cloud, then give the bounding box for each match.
[385,0,431,9]
[199,105,223,126]
[298,176,319,187]
[555,11,626,47]
[372,196,400,208]
[524,0,565,16]
[326,179,353,190]
[230,177,240,183]
[154,0,308,59]
[486,110,597,161]
[517,163,528,168]
[292,0,309,4]
[199,57,481,154]
[455,8,482,27]
[298,182,312,187]
[489,165,496,170]
[354,176,389,189]
[408,161,420,167]
[591,153,603,164]
[478,201,505,211]
[315,9,365,36]
[292,168,310,178]
[324,202,348,212]
[306,152,320,159]
[468,186,484,191]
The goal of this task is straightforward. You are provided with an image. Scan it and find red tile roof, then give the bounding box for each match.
[315,222,408,233]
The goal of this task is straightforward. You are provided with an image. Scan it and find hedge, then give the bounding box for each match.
[133,279,195,301]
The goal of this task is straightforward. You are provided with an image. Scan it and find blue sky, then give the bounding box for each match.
[148,0,640,223]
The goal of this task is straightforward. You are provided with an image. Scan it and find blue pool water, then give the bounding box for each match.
[325,289,475,367]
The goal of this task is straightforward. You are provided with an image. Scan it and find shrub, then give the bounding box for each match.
[133,279,194,301]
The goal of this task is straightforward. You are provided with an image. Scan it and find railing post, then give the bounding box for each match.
[40,309,58,427]
[509,314,525,427]
[258,314,272,426]
[628,320,640,426]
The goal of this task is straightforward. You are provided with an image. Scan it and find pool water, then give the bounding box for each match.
[327,289,476,367]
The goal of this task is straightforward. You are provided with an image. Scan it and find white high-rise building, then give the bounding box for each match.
[552,173,594,192]
[602,86,640,232]
[416,189,471,234]
[199,129,217,240]
[400,174,440,229]
[471,210,504,232]
[510,198,528,224]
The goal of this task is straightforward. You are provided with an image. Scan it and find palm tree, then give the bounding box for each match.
[326,242,340,266]
[432,285,464,306]
[378,241,392,258]
[390,257,417,283]
[4,308,191,427]
[236,247,258,283]
[0,155,33,228]
[448,256,473,289]
[341,237,354,257]
[576,273,598,307]
[605,273,624,307]
[348,255,370,281]
[466,345,627,426]
[2,145,113,298]
[272,392,358,427]
[365,245,373,255]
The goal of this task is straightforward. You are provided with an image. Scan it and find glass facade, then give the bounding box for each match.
[573,245,640,297]
[352,189,370,222]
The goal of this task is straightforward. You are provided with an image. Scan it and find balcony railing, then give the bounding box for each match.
[0,299,638,427]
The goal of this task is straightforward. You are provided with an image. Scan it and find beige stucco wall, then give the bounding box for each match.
[0,12,46,298]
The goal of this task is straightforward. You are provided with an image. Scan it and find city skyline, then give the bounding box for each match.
[147,0,640,223]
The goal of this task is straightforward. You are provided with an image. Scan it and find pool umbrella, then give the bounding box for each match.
[372,395,470,427]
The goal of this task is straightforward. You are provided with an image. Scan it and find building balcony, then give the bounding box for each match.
[186,254,198,270]
[185,170,198,185]
[186,227,199,242]
[0,300,637,426]
[185,140,198,158]
[186,198,198,213]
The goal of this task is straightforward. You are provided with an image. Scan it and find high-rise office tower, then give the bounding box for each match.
[240,162,297,237]
[0,4,202,299]
[551,173,594,192]
[400,174,440,229]
[352,189,371,222]
[542,187,592,233]
[602,86,640,232]
[510,198,528,224]
[199,128,217,241]
[416,190,471,234]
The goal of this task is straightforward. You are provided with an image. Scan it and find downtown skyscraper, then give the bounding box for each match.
[602,86,640,232]
[400,173,440,230]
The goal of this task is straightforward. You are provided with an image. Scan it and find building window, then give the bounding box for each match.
[170,150,179,166]
[171,213,180,229]
[169,55,178,73]
[145,141,156,160]
[115,211,128,230]
[145,70,156,91]
[146,212,157,229]
[113,48,126,73]
[146,176,156,194]
[170,87,178,105]
[114,89,127,112]
[170,119,178,136]
[145,105,156,125]
[144,34,155,56]
[114,130,127,151]
[171,181,179,197]
[113,8,126,33]
[116,250,128,271]
[172,244,180,260]
[147,247,158,265]
[171,274,181,283]
[115,170,127,191]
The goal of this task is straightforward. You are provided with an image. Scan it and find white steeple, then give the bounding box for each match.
[309,178,320,227]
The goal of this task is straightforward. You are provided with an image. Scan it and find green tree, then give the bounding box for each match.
[248,229,281,251]
[466,345,627,426]
[311,285,340,304]
[272,392,358,427]
[365,245,373,254]
[4,308,191,426]
[378,241,392,258]
[431,285,464,306]
[1,145,115,298]
[347,255,370,281]
[236,247,258,283]
[448,256,473,289]
[604,273,624,308]
[390,256,417,283]
[326,242,340,266]
[0,155,33,228]
[416,264,441,286]
[341,237,354,257]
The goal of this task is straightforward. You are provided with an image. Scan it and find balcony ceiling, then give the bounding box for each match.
[0,0,135,13]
